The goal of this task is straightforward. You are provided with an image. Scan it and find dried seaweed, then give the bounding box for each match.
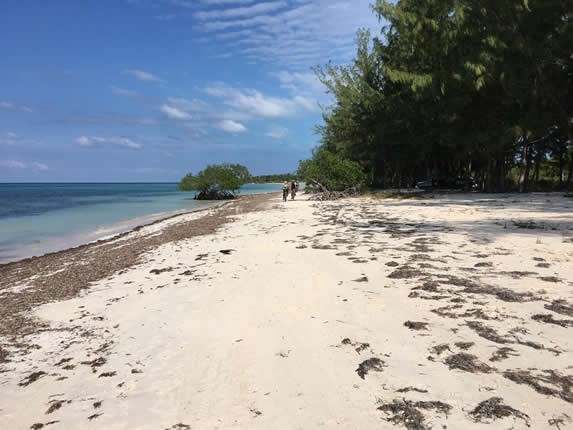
[532,314,573,328]
[404,321,429,330]
[388,266,424,279]
[431,344,450,356]
[469,397,530,425]
[19,371,47,387]
[504,370,573,403]
[444,353,494,373]
[396,387,429,394]
[356,358,385,379]
[545,300,573,317]
[490,347,519,362]
[377,399,451,430]
[454,342,474,350]
[466,321,511,344]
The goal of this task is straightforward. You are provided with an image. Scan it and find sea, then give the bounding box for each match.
[0,182,281,264]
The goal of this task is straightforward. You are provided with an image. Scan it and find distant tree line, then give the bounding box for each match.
[299,0,572,192]
[250,174,296,183]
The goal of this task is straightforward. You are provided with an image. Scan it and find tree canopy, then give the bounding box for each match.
[303,0,572,192]
[178,164,251,200]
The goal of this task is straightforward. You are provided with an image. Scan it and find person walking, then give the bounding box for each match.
[290,180,297,200]
[282,181,289,202]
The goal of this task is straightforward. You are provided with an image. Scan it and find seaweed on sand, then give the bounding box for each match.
[430,344,450,356]
[356,358,385,379]
[404,321,429,330]
[454,342,474,350]
[444,353,494,373]
[504,370,573,403]
[19,371,47,387]
[545,300,573,317]
[469,397,530,426]
[388,266,425,279]
[489,347,519,362]
[532,314,573,328]
[377,399,451,430]
[466,321,512,344]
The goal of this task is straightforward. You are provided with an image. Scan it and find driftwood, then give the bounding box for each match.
[307,179,359,201]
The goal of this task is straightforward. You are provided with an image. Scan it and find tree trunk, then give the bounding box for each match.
[518,138,530,193]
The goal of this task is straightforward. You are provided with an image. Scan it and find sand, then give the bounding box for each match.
[1,192,572,429]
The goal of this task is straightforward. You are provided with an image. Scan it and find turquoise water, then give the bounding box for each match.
[0,183,280,263]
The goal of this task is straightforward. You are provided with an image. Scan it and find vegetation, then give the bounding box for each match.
[250,173,295,183]
[178,164,251,200]
[302,0,572,192]
[297,148,367,191]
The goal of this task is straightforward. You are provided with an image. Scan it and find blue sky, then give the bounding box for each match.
[0,0,378,182]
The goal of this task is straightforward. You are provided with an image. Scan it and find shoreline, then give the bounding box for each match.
[1,192,572,429]
[0,191,277,268]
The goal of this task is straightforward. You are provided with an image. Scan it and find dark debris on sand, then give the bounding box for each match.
[444,353,494,373]
[404,321,429,331]
[469,397,530,426]
[466,321,512,344]
[490,347,519,362]
[545,300,573,318]
[377,399,451,430]
[504,370,573,403]
[356,358,385,379]
[19,371,47,387]
[532,314,573,328]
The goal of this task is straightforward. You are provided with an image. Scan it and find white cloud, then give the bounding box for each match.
[195,0,378,69]
[0,101,33,113]
[112,86,139,98]
[124,69,163,82]
[0,160,26,169]
[0,160,47,170]
[205,83,318,118]
[219,119,247,133]
[195,1,287,20]
[32,162,49,170]
[266,126,288,139]
[160,104,192,120]
[75,136,142,149]
[0,132,36,146]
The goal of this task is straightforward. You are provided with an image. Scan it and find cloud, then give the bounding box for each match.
[219,119,247,133]
[266,126,288,139]
[195,1,287,20]
[0,132,36,146]
[112,86,139,98]
[0,160,47,170]
[75,136,143,149]
[205,83,318,118]
[32,162,49,170]
[194,0,378,69]
[124,69,163,82]
[160,104,192,120]
[0,101,33,113]
[155,14,176,21]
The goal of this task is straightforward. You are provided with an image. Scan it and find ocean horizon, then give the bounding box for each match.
[0,182,280,264]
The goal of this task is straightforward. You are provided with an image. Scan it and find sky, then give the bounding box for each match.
[0,0,379,182]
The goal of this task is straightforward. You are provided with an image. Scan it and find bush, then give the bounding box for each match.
[178,163,251,200]
[297,149,367,191]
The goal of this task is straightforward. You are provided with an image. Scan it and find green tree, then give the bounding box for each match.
[297,148,367,191]
[178,163,251,200]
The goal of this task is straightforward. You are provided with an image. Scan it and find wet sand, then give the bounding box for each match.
[1,192,572,429]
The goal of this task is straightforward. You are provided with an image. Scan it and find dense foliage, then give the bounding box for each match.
[250,173,296,183]
[178,164,251,200]
[306,0,572,192]
[297,148,367,191]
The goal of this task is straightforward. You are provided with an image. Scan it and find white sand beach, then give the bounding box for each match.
[1,192,572,429]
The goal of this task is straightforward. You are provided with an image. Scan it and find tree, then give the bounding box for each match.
[297,148,367,191]
[178,163,251,200]
[308,0,573,192]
